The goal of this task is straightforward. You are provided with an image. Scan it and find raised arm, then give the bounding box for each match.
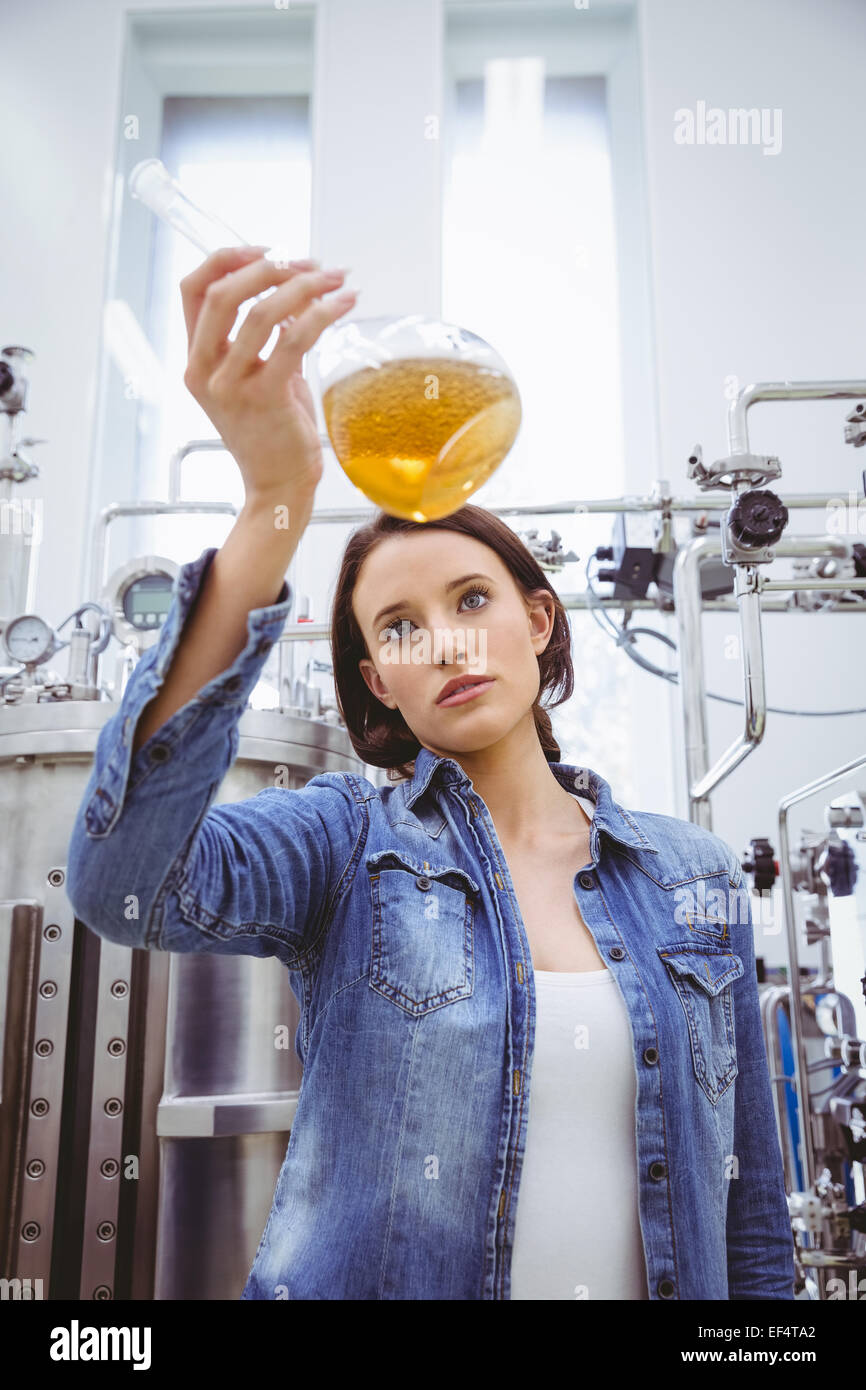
[133,243,355,748]
[66,244,362,965]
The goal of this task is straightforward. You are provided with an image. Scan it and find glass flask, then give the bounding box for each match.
[128,160,522,519]
[129,158,249,254]
[310,315,521,522]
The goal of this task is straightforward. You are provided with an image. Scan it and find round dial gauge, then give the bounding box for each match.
[3,613,56,665]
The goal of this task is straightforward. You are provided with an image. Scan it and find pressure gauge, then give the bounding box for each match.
[103,555,180,650]
[3,613,58,666]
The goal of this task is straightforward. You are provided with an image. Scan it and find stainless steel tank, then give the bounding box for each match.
[0,700,372,1299]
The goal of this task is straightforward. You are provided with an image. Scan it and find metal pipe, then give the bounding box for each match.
[673,534,852,827]
[777,750,866,1194]
[728,380,866,456]
[161,438,858,521]
[88,499,237,604]
[293,491,860,527]
[673,538,712,828]
[737,565,767,761]
[761,577,866,592]
[167,440,236,503]
[760,985,798,1194]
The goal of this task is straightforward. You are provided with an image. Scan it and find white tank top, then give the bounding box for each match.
[509,791,649,1300]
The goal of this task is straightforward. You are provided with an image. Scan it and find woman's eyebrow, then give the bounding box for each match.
[372,573,494,629]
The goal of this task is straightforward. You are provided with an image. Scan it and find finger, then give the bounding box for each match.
[260,289,359,383]
[216,269,350,382]
[179,245,269,350]
[184,254,323,376]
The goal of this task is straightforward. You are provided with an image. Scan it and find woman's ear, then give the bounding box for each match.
[527,592,555,656]
[358,656,398,710]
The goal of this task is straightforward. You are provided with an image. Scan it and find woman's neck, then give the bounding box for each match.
[425,721,584,847]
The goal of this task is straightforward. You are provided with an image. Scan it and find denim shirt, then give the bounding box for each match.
[66,547,796,1302]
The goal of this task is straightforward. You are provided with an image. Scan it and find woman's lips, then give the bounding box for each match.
[436,678,495,708]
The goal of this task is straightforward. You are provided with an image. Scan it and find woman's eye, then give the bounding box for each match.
[381,587,489,640]
[460,586,490,612]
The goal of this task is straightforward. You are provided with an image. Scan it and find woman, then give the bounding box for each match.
[67,247,796,1301]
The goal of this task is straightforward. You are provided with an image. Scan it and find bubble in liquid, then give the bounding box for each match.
[322,355,522,521]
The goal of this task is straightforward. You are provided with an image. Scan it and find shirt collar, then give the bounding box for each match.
[404,744,658,854]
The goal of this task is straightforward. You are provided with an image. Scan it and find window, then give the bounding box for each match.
[443,64,624,506]
[92,8,313,596]
[145,93,312,564]
[443,5,653,802]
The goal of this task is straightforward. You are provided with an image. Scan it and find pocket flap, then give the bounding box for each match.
[683,909,730,939]
[366,849,481,899]
[657,943,744,996]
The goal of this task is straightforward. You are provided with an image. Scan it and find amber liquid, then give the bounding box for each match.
[321,356,521,521]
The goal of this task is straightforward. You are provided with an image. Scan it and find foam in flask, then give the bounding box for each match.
[312,315,522,521]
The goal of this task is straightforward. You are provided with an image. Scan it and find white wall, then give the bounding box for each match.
[2,0,865,970]
[1,0,235,629]
[637,0,866,966]
[2,0,126,630]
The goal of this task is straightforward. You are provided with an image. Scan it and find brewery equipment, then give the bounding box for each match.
[0,700,370,1300]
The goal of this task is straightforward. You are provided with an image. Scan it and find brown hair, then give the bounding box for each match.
[329,504,574,782]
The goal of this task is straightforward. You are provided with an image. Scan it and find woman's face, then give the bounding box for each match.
[353,529,555,758]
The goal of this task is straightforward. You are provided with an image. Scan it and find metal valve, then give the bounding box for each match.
[728,488,789,548]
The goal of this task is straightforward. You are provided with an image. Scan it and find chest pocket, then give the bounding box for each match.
[681,907,730,943]
[366,850,480,1016]
[658,942,745,1104]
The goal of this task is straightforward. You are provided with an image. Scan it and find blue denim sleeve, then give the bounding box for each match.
[723,847,797,1299]
[66,546,361,968]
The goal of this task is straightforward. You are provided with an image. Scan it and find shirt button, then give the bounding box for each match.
[643,1046,659,1065]
[609,945,626,961]
[577,872,594,890]
[649,1160,667,1181]
[149,744,170,763]
[416,876,432,891]
[657,1278,676,1299]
